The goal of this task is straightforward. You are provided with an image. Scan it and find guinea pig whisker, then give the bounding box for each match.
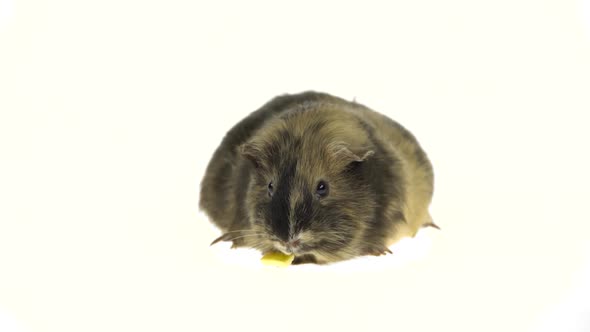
[222,234,267,242]
[210,232,266,246]
[315,232,350,241]
[222,229,264,234]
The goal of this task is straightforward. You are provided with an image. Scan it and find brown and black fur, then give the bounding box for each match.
[199,91,435,265]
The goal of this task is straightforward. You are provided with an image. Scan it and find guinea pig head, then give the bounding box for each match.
[239,115,378,262]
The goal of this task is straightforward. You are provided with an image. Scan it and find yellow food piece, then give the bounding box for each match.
[261,252,295,267]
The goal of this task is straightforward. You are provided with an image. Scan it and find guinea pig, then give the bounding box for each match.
[199,91,437,265]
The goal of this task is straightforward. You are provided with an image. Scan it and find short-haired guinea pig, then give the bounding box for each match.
[200,91,436,265]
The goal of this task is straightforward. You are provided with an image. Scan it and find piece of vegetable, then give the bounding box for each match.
[261,251,295,267]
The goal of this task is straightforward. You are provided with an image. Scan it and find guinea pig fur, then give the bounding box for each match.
[199,91,436,265]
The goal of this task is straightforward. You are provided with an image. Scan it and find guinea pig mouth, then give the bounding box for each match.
[275,243,313,255]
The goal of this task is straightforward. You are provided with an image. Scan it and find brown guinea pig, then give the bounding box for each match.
[199,91,436,265]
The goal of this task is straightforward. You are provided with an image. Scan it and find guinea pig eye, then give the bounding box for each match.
[268,181,274,197]
[316,181,329,197]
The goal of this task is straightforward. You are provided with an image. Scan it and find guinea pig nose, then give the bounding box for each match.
[286,239,301,248]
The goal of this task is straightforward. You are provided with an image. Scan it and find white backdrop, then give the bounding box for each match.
[1,1,590,331]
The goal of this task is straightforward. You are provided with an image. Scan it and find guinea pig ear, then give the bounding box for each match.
[329,143,374,167]
[239,142,264,169]
[350,150,375,162]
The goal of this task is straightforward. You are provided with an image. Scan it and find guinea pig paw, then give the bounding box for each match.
[364,246,393,256]
[422,222,441,230]
[292,254,319,265]
[230,239,246,249]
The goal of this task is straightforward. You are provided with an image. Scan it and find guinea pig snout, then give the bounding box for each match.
[285,239,301,250]
[276,238,302,254]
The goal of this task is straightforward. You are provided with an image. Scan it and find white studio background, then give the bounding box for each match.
[1,1,589,332]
